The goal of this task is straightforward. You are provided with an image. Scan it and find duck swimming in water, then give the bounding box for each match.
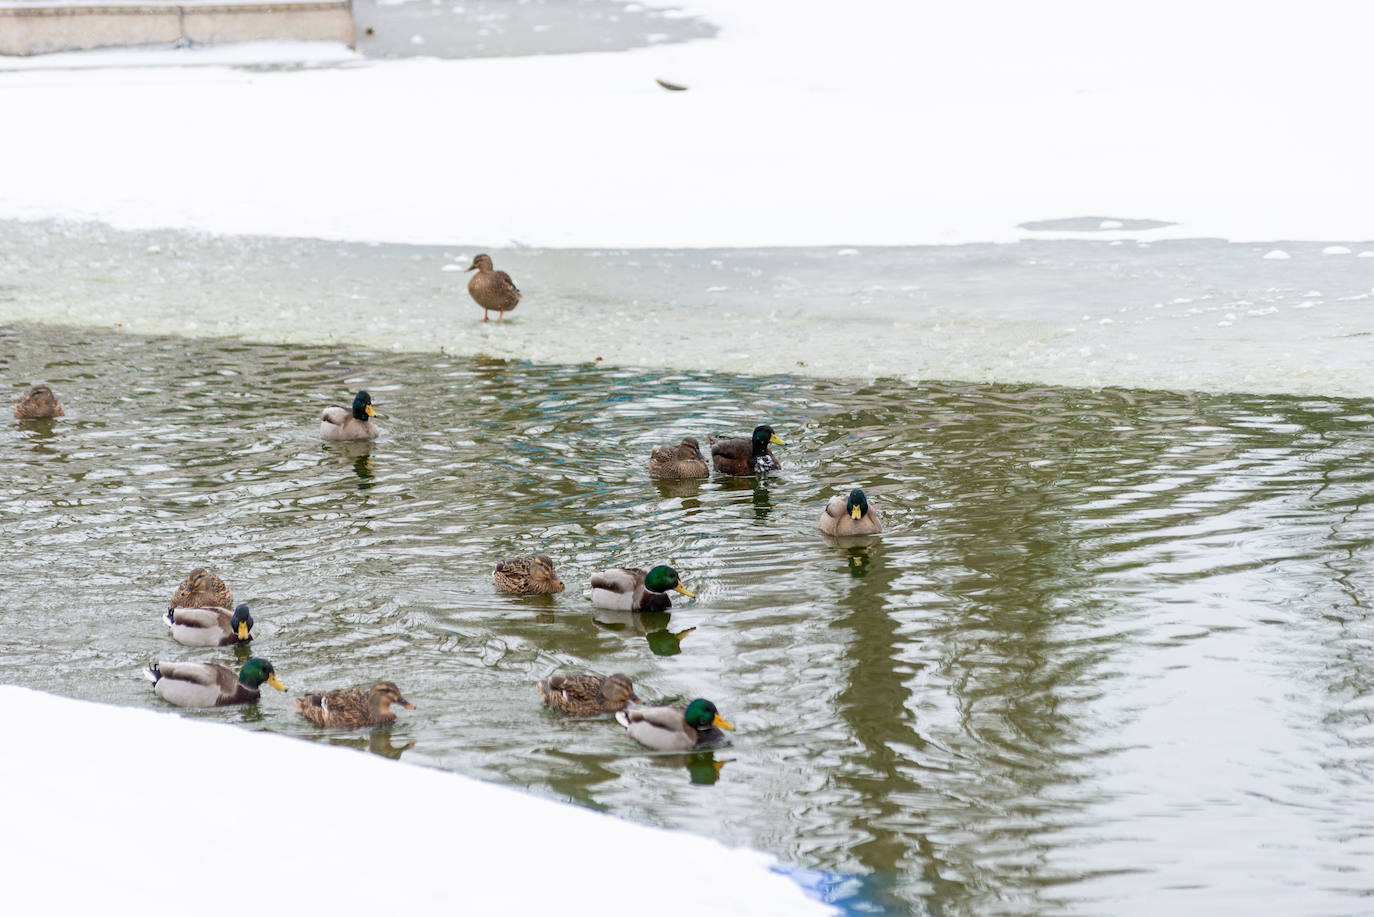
[819,488,883,536]
[710,424,784,475]
[321,390,379,441]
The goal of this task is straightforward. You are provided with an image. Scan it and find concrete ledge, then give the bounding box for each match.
[0,1,355,56]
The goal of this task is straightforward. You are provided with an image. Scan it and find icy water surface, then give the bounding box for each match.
[4,219,1373,397]
[352,0,715,60]
[5,324,1374,915]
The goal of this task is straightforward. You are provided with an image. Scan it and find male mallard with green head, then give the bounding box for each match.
[144,658,284,707]
[164,603,254,646]
[493,554,565,594]
[169,567,234,611]
[589,565,695,612]
[537,672,639,716]
[466,253,521,322]
[295,681,414,728]
[649,437,709,479]
[711,424,784,475]
[321,390,379,441]
[13,384,64,419]
[819,488,884,536]
[615,698,734,750]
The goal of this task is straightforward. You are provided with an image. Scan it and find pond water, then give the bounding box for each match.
[5,314,1374,914]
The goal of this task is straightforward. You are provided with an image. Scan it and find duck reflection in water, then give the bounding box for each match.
[326,730,416,760]
[593,609,695,656]
[685,750,728,785]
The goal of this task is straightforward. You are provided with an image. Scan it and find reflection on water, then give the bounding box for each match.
[5,323,1374,914]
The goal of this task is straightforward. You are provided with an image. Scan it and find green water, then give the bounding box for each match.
[5,323,1374,915]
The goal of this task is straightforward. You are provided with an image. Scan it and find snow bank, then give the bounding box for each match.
[0,687,831,915]
[1,1,1372,247]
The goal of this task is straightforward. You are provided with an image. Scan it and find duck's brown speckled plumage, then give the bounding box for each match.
[295,681,414,728]
[493,554,565,594]
[13,385,64,419]
[169,567,234,611]
[537,672,639,716]
[466,253,522,321]
[649,437,709,479]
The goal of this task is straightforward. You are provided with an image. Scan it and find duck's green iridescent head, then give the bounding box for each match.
[645,565,695,598]
[230,603,254,642]
[239,658,285,692]
[351,390,375,421]
[684,698,734,732]
[845,489,869,520]
[751,424,785,455]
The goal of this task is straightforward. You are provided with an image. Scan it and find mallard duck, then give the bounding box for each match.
[466,253,522,322]
[819,488,884,536]
[295,681,414,728]
[321,390,379,441]
[537,672,639,716]
[590,565,695,612]
[164,603,254,646]
[493,554,565,594]
[169,567,233,611]
[615,698,734,750]
[710,424,784,475]
[649,437,709,479]
[13,384,64,419]
[144,658,284,707]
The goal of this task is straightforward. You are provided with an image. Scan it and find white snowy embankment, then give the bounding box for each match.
[0,687,832,915]
[1,1,1373,247]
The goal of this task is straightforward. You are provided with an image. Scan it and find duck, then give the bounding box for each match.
[615,698,734,750]
[493,554,565,594]
[144,658,284,707]
[537,672,639,716]
[295,681,414,728]
[466,253,522,322]
[649,437,709,479]
[164,603,254,646]
[169,567,234,611]
[819,488,884,536]
[321,390,379,441]
[710,424,784,475]
[589,565,695,612]
[13,384,64,419]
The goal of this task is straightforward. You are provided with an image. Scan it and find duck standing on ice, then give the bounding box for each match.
[466,253,522,322]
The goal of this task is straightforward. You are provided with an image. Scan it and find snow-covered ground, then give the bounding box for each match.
[1,1,1372,248]
[0,687,832,915]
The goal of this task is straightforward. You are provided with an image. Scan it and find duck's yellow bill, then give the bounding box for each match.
[365,404,376,417]
[237,621,250,640]
[769,433,785,445]
[850,506,863,519]
[674,584,696,598]
[267,674,286,691]
[713,714,735,731]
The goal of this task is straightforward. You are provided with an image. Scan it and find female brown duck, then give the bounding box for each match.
[466,253,522,322]
[295,681,415,728]
[537,672,639,716]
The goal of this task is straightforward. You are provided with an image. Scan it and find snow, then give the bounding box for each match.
[2,1,1374,247]
[1262,249,1291,260]
[0,686,832,915]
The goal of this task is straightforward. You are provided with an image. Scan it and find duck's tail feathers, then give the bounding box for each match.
[144,662,161,684]
[614,711,631,729]
[162,608,175,627]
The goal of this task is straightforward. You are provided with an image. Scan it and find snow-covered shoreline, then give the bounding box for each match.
[1,686,832,914]
[1,1,1372,249]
